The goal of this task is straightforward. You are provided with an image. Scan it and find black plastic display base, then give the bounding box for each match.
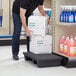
[23,52,62,68]
[61,57,76,68]
[53,53,76,68]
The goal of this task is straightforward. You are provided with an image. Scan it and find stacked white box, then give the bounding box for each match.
[33,8,42,16]
[28,16,48,36]
[28,16,52,54]
[30,35,52,54]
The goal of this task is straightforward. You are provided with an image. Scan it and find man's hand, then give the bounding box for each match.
[25,27,33,36]
[38,5,49,23]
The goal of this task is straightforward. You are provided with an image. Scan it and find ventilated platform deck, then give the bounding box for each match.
[23,52,63,68]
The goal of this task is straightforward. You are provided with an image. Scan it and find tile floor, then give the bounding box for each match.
[0,45,76,76]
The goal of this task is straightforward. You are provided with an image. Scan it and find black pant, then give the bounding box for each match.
[12,12,30,56]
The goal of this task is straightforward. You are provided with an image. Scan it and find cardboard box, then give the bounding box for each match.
[30,35,52,54]
[28,16,48,36]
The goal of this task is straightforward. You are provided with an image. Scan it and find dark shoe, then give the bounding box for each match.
[13,55,19,60]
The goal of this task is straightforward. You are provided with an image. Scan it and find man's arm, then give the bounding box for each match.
[20,8,31,36]
[38,5,49,18]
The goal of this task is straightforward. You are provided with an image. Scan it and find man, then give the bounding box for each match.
[12,0,49,60]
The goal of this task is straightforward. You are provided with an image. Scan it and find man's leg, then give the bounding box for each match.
[12,13,22,60]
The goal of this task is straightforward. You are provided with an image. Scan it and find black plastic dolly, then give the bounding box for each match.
[23,52,63,68]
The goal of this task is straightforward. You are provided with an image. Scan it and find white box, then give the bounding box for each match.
[28,16,48,36]
[33,8,42,16]
[30,35,52,54]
